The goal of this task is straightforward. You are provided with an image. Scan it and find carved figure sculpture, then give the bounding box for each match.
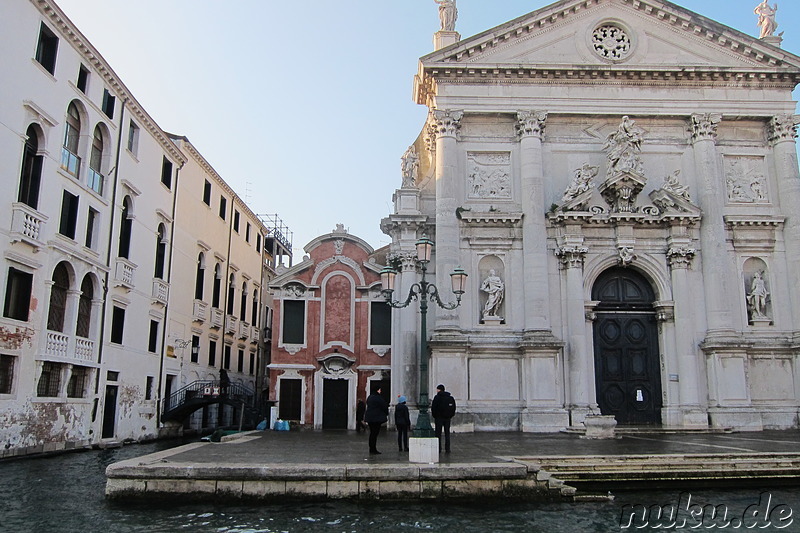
[434,0,457,32]
[401,146,420,187]
[603,116,644,175]
[754,1,778,38]
[747,270,769,319]
[480,270,504,318]
[562,164,599,201]
[663,170,690,201]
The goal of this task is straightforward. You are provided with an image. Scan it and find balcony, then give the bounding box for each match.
[193,300,208,323]
[114,258,136,289]
[210,308,223,329]
[238,320,250,340]
[152,278,169,305]
[225,315,237,335]
[10,203,47,249]
[251,326,260,343]
[44,330,95,363]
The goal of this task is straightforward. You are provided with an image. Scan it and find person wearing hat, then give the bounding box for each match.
[430,384,456,453]
[394,395,411,452]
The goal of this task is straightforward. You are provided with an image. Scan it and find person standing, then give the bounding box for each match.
[395,396,411,452]
[355,399,366,433]
[431,384,456,453]
[364,387,388,454]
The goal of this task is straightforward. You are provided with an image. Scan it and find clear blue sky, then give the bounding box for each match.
[52,0,799,259]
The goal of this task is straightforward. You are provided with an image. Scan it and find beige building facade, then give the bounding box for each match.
[383,0,800,432]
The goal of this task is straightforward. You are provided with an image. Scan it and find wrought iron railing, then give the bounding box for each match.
[162,380,259,420]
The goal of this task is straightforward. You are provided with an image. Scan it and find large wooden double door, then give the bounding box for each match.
[592,268,662,425]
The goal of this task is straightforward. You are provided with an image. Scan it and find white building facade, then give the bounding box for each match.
[0,0,288,456]
[383,0,800,432]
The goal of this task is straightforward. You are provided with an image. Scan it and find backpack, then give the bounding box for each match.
[442,395,456,419]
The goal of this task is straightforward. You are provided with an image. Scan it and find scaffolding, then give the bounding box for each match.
[258,214,293,267]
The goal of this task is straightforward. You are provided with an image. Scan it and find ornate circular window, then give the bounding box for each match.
[591,24,632,61]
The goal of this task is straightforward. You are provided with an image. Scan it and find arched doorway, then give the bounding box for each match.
[592,267,662,425]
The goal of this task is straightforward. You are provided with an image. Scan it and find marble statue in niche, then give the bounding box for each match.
[747,270,770,321]
[562,164,599,202]
[480,269,504,319]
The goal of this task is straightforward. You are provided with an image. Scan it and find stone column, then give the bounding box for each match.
[667,235,706,426]
[391,252,421,413]
[431,109,463,331]
[517,111,550,332]
[690,113,737,335]
[555,234,590,423]
[768,114,800,327]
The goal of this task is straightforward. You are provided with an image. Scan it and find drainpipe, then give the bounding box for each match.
[91,96,127,441]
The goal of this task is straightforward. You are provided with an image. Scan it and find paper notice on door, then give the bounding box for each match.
[636,389,644,402]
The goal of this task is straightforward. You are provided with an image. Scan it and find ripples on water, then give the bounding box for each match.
[1,441,799,532]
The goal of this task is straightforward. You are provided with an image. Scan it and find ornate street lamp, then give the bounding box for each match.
[380,236,467,437]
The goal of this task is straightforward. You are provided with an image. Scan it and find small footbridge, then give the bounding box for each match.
[162,380,264,426]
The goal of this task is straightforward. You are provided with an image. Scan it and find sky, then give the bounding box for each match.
[51,0,800,261]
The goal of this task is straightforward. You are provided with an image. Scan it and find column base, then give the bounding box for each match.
[409,437,439,464]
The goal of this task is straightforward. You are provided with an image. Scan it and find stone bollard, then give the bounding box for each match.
[582,415,618,439]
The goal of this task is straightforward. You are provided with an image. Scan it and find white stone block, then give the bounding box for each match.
[409,437,439,464]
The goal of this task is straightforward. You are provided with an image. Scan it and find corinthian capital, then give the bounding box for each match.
[768,114,800,145]
[430,109,464,139]
[689,113,722,143]
[516,110,547,140]
[555,245,589,269]
[666,246,696,269]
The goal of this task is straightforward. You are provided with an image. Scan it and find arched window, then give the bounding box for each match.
[19,125,43,209]
[61,103,81,176]
[212,264,222,308]
[118,196,132,259]
[88,126,104,194]
[251,288,259,326]
[227,274,236,315]
[154,224,166,279]
[76,275,93,338]
[194,253,205,300]
[240,283,248,320]
[47,263,70,332]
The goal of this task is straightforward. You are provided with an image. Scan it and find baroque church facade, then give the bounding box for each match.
[382,0,800,432]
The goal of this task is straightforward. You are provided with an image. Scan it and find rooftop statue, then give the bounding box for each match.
[754,1,778,38]
[434,0,457,32]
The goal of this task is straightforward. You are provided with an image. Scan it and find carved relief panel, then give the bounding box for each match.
[467,152,512,201]
[724,156,769,204]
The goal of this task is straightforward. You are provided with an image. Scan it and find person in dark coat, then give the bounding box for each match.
[355,399,366,432]
[364,387,388,454]
[394,396,411,452]
[430,384,456,453]
[219,368,230,396]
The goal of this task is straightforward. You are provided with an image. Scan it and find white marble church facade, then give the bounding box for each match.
[382,0,800,432]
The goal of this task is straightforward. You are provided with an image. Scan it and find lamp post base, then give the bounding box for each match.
[409,436,439,464]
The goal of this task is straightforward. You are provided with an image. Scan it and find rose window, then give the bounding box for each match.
[592,24,631,61]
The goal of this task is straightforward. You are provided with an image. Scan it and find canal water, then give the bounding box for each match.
[1,440,799,532]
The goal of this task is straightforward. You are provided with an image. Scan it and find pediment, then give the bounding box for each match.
[417,0,800,102]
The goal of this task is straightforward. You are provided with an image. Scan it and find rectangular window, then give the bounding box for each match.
[67,366,88,398]
[35,23,58,75]
[191,335,200,363]
[59,190,79,240]
[237,349,244,373]
[3,268,33,322]
[145,376,154,400]
[370,301,392,346]
[0,355,16,394]
[77,65,89,93]
[249,352,255,375]
[37,361,62,397]
[233,211,240,232]
[148,320,159,353]
[282,300,305,345]
[208,340,217,367]
[223,345,231,370]
[127,121,139,155]
[110,306,125,344]
[246,223,251,243]
[256,234,261,253]
[101,89,115,119]
[160,157,173,189]
[202,180,211,206]
[219,197,227,220]
[85,207,98,249]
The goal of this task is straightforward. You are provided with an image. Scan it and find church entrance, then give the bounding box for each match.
[592,267,662,425]
[322,378,349,429]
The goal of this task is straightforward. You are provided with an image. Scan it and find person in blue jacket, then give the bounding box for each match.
[364,387,388,454]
